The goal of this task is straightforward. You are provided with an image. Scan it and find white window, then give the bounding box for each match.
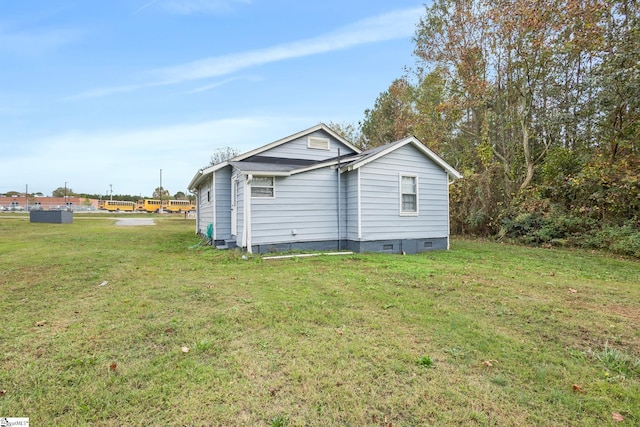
[251,176,275,198]
[400,174,418,215]
[307,136,330,150]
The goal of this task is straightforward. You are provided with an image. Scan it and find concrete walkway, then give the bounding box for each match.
[114,218,156,226]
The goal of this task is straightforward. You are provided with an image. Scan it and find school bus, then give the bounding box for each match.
[100,200,136,212]
[137,199,195,213]
[165,199,195,213]
[138,199,163,213]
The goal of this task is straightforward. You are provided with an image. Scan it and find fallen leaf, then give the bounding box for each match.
[181,346,189,353]
[165,327,174,334]
[35,320,46,327]
[549,271,555,276]
[335,329,343,335]
[98,281,109,287]
[109,363,117,372]
[572,384,584,393]
[0,390,6,398]
[568,288,578,293]
[483,360,497,367]
[612,412,624,422]
[269,388,276,397]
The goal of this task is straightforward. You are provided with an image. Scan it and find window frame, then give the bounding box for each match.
[251,176,276,198]
[399,173,419,216]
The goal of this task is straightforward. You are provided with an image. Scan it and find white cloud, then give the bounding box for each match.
[162,0,252,14]
[0,21,82,57]
[132,0,251,15]
[187,75,261,94]
[73,6,422,99]
[0,115,312,195]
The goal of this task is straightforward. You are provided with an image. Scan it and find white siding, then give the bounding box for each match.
[232,169,245,245]
[214,166,232,241]
[250,167,342,245]
[344,170,359,239]
[359,144,449,240]
[259,130,356,161]
[196,180,214,236]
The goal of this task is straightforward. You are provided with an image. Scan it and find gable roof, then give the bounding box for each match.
[340,136,462,180]
[232,123,361,162]
[188,123,361,190]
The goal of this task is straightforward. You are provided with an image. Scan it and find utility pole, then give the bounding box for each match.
[64,182,68,208]
[110,184,113,201]
[159,169,163,214]
[25,184,28,211]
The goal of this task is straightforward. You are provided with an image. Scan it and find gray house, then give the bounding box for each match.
[187,124,461,254]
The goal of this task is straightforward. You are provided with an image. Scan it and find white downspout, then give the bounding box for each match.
[193,190,200,234]
[211,173,216,241]
[447,172,452,250]
[244,174,253,254]
[357,168,362,239]
[337,149,341,250]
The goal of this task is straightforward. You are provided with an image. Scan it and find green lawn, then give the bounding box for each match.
[1,214,638,426]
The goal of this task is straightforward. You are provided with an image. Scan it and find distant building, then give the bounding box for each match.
[0,195,100,211]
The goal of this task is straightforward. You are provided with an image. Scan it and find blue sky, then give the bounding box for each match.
[1,0,425,197]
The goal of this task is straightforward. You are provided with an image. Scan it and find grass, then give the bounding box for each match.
[1,213,639,425]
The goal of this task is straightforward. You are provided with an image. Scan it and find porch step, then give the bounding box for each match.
[215,239,237,250]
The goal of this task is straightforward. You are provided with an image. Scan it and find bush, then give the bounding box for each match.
[499,207,639,258]
[574,223,640,258]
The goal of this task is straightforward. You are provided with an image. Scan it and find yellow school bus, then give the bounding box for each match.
[100,200,136,212]
[165,199,195,213]
[137,199,195,213]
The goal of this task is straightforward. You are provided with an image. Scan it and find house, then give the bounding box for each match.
[187,124,462,254]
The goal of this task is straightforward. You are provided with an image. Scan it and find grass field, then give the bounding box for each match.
[1,214,638,426]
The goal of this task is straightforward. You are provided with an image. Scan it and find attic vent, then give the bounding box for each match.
[308,136,330,150]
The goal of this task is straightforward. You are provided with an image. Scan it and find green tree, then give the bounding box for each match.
[361,78,416,149]
[327,121,365,149]
[593,0,640,161]
[52,187,75,197]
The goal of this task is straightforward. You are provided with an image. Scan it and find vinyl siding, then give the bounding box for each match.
[232,169,245,245]
[196,180,214,235]
[259,130,356,161]
[359,144,449,240]
[344,170,359,239]
[250,167,343,245]
[214,166,232,241]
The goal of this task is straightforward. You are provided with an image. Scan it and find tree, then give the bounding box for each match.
[327,121,366,149]
[361,78,416,148]
[153,187,170,199]
[52,187,74,197]
[593,0,640,161]
[174,191,186,200]
[355,0,640,249]
[209,147,240,166]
